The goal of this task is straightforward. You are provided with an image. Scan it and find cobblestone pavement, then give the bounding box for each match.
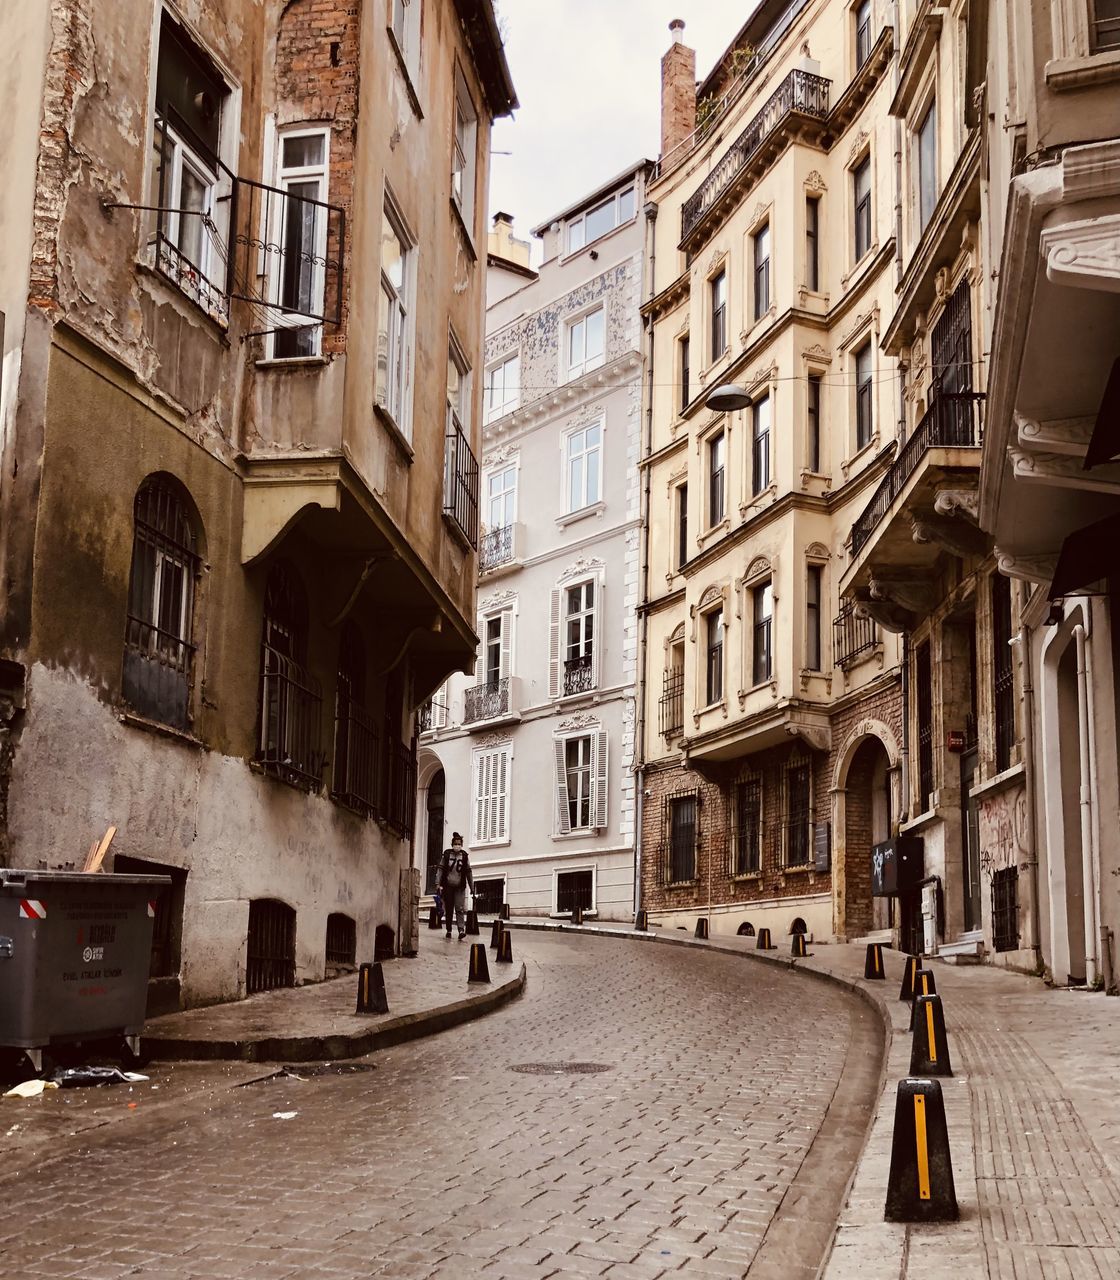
[0,931,874,1280]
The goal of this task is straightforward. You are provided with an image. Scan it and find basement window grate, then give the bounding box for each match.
[992,866,1019,952]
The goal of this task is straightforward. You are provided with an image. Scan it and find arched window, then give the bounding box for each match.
[332,621,377,815]
[257,560,323,789]
[123,475,200,731]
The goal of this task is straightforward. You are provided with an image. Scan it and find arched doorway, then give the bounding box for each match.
[845,736,893,938]
[424,769,445,895]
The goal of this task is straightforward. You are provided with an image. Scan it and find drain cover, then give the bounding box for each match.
[509,1062,612,1075]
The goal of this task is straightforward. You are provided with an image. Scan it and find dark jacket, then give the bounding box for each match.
[437,846,475,896]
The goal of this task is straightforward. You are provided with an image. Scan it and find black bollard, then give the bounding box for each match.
[791,932,808,957]
[490,918,503,950]
[571,905,583,925]
[356,961,389,1014]
[864,942,886,979]
[694,917,709,940]
[757,927,774,950]
[884,1077,958,1222]
[910,994,953,1076]
[500,904,510,921]
[496,928,514,963]
[465,909,480,936]
[899,953,922,1001]
[468,942,491,983]
[427,905,441,930]
[635,909,648,931]
[908,968,938,1030]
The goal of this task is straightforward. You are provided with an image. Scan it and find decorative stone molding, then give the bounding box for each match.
[786,723,831,752]
[558,556,605,583]
[1009,447,1120,493]
[478,589,517,612]
[803,169,827,191]
[910,511,990,558]
[805,541,831,560]
[1040,215,1120,293]
[847,129,869,166]
[802,343,832,364]
[476,732,513,749]
[855,594,914,634]
[558,713,599,731]
[698,583,724,609]
[568,401,607,428]
[1015,413,1094,456]
[869,574,937,615]
[995,551,1058,583]
[933,488,980,522]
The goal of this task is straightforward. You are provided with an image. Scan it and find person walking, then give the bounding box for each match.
[437,832,475,941]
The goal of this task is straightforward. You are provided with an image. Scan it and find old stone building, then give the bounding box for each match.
[0,0,514,1007]
[415,168,648,922]
[639,3,904,943]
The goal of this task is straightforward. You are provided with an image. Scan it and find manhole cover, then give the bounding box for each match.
[509,1062,612,1075]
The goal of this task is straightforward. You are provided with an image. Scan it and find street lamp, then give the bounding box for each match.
[705,382,753,413]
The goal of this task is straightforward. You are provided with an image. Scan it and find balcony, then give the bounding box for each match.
[563,654,595,698]
[463,676,521,728]
[417,696,449,735]
[833,602,879,668]
[478,522,524,576]
[681,68,830,247]
[444,411,480,549]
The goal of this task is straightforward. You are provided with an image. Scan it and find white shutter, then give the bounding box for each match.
[500,609,513,680]
[495,748,509,840]
[554,738,572,834]
[591,577,604,689]
[472,751,483,843]
[548,588,562,698]
[592,729,609,829]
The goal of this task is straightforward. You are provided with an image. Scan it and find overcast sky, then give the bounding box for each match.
[488,2,758,244]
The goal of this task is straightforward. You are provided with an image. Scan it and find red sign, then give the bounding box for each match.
[946,730,966,753]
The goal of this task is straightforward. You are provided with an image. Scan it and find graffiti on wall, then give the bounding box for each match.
[978,783,1028,876]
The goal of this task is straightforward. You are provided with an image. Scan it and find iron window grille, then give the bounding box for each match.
[246,899,296,994]
[932,278,973,396]
[834,601,878,666]
[916,640,934,812]
[785,760,812,866]
[464,677,511,723]
[556,869,594,916]
[443,410,480,547]
[663,790,699,884]
[479,524,514,572]
[853,155,872,261]
[332,622,379,817]
[123,476,200,732]
[992,574,1015,771]
[660,668,684,737]
[564,654,595,697]
[385,738,417,836]
[325,913,357,967]
[472,878,505,915]
[992,866,1020,952]
[732,777,762,875]
[417,694,449,734]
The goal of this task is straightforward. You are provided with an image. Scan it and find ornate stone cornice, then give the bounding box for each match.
[1015,413,1094,456]
[1008,447,1120,493]
[932,488,980,522]
[1040,214,1120,293]
[995,550,1057,584]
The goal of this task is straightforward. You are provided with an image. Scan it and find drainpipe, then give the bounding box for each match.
[1073,623,1099,985]
[1011,625,1041,961]
[634,198,659,918]
[900,632,910,825]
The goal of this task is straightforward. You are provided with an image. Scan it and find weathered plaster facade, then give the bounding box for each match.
[0,0,515,1007]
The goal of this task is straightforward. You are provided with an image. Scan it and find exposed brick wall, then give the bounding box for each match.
[275,0,361,355]
[660,37,696,160]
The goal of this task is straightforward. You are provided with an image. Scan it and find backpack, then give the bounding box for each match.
[444,851,464,890]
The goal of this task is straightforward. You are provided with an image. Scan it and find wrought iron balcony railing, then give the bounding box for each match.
[479,524,514,573]
[850,392,985,558]
[417,697,449,735]
[443,410,480,548]
[463,677,511,724]
[833,602,878,667]
[681,68,830,242]
[563,654,595,697]
[659,668,684,736]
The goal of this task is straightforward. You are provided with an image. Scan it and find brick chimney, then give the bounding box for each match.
[660,19,696,161]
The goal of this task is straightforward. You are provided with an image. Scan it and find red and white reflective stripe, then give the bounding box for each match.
[18,899,46,920]
[147,901,157,918]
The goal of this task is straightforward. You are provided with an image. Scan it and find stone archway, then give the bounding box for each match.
[832,720,900,940]
[416,749,446,896]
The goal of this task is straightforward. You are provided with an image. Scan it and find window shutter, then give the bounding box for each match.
[500,610,513,680]
[592,729,608,830]
[591,577,604,689]
[548,588,561,698]
[496,748,509,840]
[554,738,571,834]
[472,752,483,843]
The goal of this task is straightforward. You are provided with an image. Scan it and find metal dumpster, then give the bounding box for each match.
[0,869,172,1071]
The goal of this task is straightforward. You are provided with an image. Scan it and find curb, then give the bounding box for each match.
[145,963,527,1063]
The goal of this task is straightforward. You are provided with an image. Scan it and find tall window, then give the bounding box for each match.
[916,640,934,812]
[555,730,608,833]
[753,223,771,320]
[567,185,636,252]
[123,476,199,731]
[270,130,330,359]
[753,581,773,685]
[564,580,596,696]
[733,777,762,875]
[390,0,421,82]
[806,196,820,291]
[473,745,510,844]
[752,394,771,495]
[485,352,520,422]
[855,342,873,450]
[1091,0,1120,51]
[667,793,697,883]
[806,564,823,671]
[807,374,822,473]
[565,421,602,511]
[853,155,872,262]
[992,574,1015,772]
[451,70,478,229]
[486,465,517,531]
[377,202,414,433]
[566,306,605,379]
[916,100,938,233]
[679,334,691,413]
[446,337,470,434]
[258,561,323,790]
[482,610,512,686]
[333,621,376,815]
[855,0,873,69]
[705,607,724,705]
[785,760,812,866]
[677,483,689,570]
[710,270,727,361]
[708,430,726,526]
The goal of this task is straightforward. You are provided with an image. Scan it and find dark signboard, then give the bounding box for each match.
[871,836,924,896]
[814,821,831,872]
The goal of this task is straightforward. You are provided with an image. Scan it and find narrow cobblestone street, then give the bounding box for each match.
[0,933,874,1280]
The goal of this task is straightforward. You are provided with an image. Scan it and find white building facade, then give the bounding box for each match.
[414,164,650,921]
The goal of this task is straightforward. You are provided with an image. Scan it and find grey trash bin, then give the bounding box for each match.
[0,869,172,1072]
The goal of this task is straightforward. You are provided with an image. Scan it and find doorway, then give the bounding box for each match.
[960,748,982,932]
[425,769,445,894]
